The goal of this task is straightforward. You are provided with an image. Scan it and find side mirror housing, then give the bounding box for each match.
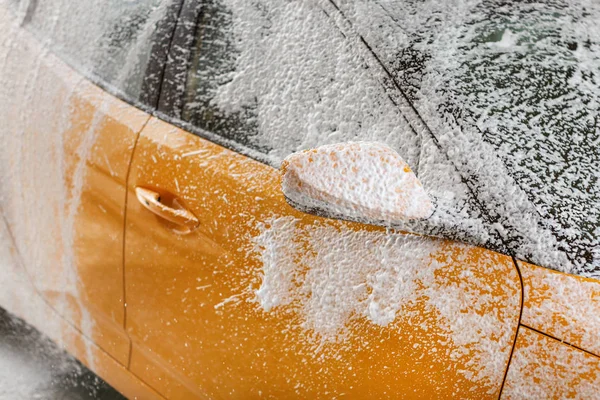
[281,142,434,225]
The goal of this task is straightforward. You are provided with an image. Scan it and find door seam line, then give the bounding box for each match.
[520,323,600,359]
[122,115,152,370]
[498,256,524,399]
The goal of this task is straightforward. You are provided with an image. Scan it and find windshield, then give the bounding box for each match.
[332,0,599,278]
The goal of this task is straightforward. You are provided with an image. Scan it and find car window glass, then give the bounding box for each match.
[335,0,600,278]
[26,0,168,106]
[7,0,20,9]
[5,0,25,17]
[177,0,422,168]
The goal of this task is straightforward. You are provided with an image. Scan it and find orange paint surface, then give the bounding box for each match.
[519,260,600,357]
[502,326,600,399]
[123,118,521,399]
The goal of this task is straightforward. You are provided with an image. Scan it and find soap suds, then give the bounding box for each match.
[251,215,520,390]
[181,0,600,278]
[503,327,600,398]
[334,0,600,277]
[520,261,600,357]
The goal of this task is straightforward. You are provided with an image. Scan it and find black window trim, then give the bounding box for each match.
[140,0,186,109]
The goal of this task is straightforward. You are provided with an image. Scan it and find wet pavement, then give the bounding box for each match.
[0,309,125,400]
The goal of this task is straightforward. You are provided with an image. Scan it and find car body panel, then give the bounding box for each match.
[0,7,149,366]
[0,193,165,400]
[124,117,521,399]
[56,78,148,365]
[519,260,600,357]
[502,326,600,399]
[1,1,600,398]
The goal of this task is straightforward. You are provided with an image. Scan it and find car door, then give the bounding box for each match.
[122,1,522,398]
[0,0,175,367]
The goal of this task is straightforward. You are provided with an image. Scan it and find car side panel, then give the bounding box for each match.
[0,212,165,400]
[0,7,149,366]
[124,117,522,399]
[519,260,600,357]
[501,326,600,399]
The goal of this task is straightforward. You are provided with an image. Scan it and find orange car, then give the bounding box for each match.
[1,0,599,398]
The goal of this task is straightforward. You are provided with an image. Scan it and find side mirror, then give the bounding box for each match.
[281,142,434,225]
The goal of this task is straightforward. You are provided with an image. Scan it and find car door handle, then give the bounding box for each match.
[135,187,199,233]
